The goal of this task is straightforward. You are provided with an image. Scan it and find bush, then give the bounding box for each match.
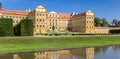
[20,19,33,36]
[14,18,33,36]
[0,18,13,36]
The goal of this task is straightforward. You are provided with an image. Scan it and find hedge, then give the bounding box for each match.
[14,19,34,36]
[0,18,13,36]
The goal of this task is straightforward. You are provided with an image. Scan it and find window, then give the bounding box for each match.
[39,25,42,27]
[40,14,44,16]
[37,19,38,21]
[40,14,42,16]
[16,16,18,18]
[13,16,15,18]
[43,19,44,22]
[6,16,8,18]
[43,25,44,27]
[37,25,39,27]
[10,16,12,18]
[16,20,18,23]
[37,14,39,16]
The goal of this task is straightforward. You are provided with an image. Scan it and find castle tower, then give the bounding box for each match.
[85,10,95,34]
[34,5,47,34]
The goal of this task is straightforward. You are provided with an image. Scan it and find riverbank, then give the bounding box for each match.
[0,35,120,54]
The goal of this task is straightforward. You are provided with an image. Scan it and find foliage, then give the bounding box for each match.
[94,17,101,26]
[94,17,109,27]
[0,18,13,36]
[20,19,34,36]
[14,18,34,36]
[101,18,109,26]
[111,19,120,26]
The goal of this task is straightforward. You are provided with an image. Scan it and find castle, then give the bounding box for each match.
[1,2,118,35]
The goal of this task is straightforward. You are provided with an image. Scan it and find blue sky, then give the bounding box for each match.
[1,0,120,23]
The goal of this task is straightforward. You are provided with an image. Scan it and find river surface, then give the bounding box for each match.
[0,45,120,59]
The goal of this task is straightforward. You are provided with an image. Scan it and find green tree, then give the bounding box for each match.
[101,18,109,27]
[118,21,120,26]
[14,18,34,36]
[111,19,119,26]
[94,17,101,26]
[0,18,13,36]
[20,18,34,36]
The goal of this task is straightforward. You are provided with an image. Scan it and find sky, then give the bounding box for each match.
[1,0,120,23]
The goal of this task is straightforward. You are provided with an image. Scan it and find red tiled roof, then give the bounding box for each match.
[0,9,29,16]
[58,13,71,19]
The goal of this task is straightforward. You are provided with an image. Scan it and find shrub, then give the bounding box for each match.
[0,18,13,36]
[20,19,33,36]
[14,18,33,36]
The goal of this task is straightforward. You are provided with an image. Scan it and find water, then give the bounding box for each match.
[0,45,120,59]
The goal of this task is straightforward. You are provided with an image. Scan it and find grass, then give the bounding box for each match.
[0,35,120,53]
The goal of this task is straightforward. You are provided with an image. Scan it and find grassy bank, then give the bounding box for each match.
[0,35,120,53]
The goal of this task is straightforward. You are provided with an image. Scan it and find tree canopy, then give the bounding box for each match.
[14,18,34,36]
[94,17,109,27]
[111,19,120,26]
[0,18,13,36]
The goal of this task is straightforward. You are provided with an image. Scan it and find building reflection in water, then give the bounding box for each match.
[34,50,71,59]
[70,47,94,59]
[13,54,21,59]
[12,47,94,59]
[86,48,94,59]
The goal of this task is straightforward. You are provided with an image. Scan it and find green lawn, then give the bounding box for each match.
[0,35,120,53]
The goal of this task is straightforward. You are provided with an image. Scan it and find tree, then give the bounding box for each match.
[118,21,120,26]
[94,17,101,26]
[101,18,109,27]
[0,18,13,36]
[111,19,119,26]
[14,18,34,36]
[20,18,34,36]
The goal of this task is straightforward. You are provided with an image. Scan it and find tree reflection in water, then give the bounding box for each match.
[94,46,109,54]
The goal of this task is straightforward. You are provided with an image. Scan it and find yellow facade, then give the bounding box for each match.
[95,27,109,34]
[71,10,94,34]
[0,5,99,35]
[27,5,71,35]
[47,11,59,31]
